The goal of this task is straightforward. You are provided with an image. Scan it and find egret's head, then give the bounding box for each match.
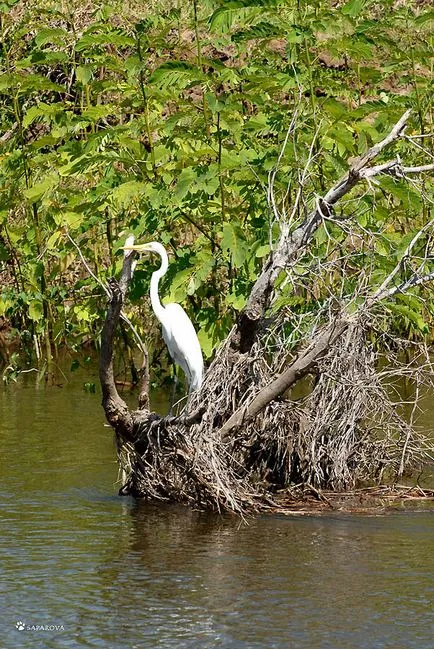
[121,240,162,255]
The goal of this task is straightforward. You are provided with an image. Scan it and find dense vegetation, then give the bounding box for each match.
[0,0,432,381]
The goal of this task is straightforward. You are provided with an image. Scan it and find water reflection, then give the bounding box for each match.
[0,377,433,648]
[121,505,433,649]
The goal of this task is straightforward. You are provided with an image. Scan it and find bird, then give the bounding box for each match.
[121,240,204,396]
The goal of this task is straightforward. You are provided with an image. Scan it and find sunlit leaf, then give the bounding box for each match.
[28,300,44,322]
[76,65,93,86]
[209,0,282,33]
[341,0,367,18]
[221,222,248,268]
[35,28,68,46]
[150,61,205,90]
[23,179,54,203]
[174,168,196,201]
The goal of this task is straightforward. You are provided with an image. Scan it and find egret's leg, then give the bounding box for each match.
[185,389,193,414]
[168,364,179,416]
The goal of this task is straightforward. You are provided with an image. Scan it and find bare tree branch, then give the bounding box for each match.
[99,252,141,442]
[66,230,150,406]
[381,269,434,299]
[368,217,434,304]
[268,107,300,223]
[220,319,350,440]
[402,163,434,174]
[360,160,434,179]
[234,109,415,352]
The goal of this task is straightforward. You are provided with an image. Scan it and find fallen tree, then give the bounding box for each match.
[100,110,434,514]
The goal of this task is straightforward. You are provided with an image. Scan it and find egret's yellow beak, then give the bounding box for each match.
[121,243,152,252]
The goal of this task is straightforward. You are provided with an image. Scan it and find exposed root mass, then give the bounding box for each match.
[115,320,433,515]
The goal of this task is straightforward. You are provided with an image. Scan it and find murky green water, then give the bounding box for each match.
[1,368,433,649]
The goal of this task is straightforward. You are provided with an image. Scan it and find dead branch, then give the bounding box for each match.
[361,161,434,178]
[99,254,141,443]
[233,109,415,352]
[220,319,349,439]
[66,230,150,398]
[0,122,17,143]
[367,216,434,305]
[385,270,434,298]
[219,238,434,443]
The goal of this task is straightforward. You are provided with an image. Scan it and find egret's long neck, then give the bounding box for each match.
[150,248,169,323]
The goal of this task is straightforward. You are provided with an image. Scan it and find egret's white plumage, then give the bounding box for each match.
[122,240,203,393]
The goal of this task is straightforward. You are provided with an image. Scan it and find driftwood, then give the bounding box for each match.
[100,110,434,514]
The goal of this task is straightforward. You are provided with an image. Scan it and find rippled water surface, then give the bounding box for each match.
[1,372,433,648]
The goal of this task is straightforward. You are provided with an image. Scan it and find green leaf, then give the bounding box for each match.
[209,0,281,33]
[46,232,61,250]
[341,0,367,18]
[75,29,134,52]
[174,168,196,201]
[76,65,93,86]
[81,104,116,121]
[221,223,248,268]
[110,181,147,207]
[0,296,14,316]
[28,300,44,322]
[150,61,204,90]
[220,149,245,170]
[167,267,191,302]
[315,226,329,246]
[53,212,84,229]
[378,177,422,212]
[19,74,65,94]
[184,251,215,296]
[0,0,19,14]
[415,10,434,26]
[374,239,389,256]
[73,305,93,322]
[322,98,348,120]
[226,290,247,310]
[388,303,427,333]
[0,73,64,94]
[232,20,283,42]
[24,179,54,203]
[197,327,215,359]
[23,105,45,129]
[35,28,68,46]
[255,244,270,258]
[23,102,63,128]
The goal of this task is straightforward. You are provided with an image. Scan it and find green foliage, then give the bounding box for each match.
[0,0,432,373]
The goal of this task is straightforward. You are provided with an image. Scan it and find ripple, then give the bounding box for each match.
[1,383,434,648]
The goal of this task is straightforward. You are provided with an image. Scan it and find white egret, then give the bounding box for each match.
[122,240,204,394]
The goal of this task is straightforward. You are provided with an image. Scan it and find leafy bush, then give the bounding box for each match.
[0,0,432,371]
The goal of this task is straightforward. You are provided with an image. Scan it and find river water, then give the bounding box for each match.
[0,367,433,649]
